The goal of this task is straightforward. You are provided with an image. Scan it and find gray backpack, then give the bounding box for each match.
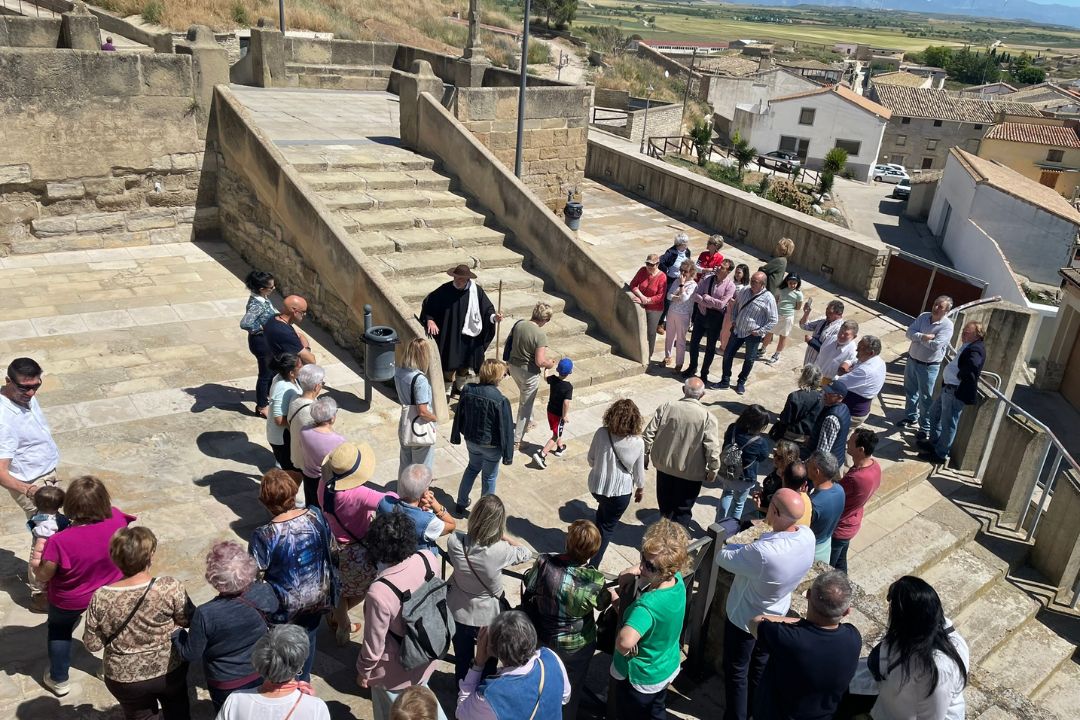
[376,552,455,670]
[718,437,758,488]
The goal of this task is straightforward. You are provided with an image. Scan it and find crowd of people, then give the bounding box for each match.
[0,239,988,719]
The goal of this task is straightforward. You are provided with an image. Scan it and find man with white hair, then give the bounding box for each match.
[376,464,455,552]
[657,232,693,333]
[841,336,886,429]
[900,295,954,441]
[288,363,325,507]
[716,271,778,396]
[642,377,721,527]
[748,570,862,720]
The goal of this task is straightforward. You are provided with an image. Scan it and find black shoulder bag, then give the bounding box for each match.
[102,578,157,647]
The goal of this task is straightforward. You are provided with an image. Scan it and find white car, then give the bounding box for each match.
[873,166,910,184]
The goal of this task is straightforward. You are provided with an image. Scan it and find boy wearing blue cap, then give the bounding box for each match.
[533,358,574,468]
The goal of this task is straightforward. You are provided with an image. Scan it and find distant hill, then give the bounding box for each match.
[728,0,1080,31]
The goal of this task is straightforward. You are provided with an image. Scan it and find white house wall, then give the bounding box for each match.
[736,92,887,181]
[706,71,818,125]
[927,158,976,241]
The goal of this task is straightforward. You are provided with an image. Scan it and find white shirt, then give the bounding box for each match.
[716,525,816,632]
[215,689,330,720]
[842,355,887,399]
[0,395,60,482]
[817,338,858,379]
[941,343,968,387]
[850,621,969,720]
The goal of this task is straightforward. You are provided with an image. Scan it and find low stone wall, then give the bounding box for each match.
[453,86,591,208]
[585,132,889,299]
[621,102,682,147]
[0,48,215,255]
[409,90,647,365]
[211,85,448,419]
[0,16,61,47]
[29,0,173,52]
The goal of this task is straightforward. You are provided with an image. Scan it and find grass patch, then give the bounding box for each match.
[141,0,163,25]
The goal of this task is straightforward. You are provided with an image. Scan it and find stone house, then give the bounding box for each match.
[978,115,1080,198]
[778,59,843,84]
[871,85,1042,172]
[1005,82,1080,119]
[731,84,891,181]
[870,71,931,90]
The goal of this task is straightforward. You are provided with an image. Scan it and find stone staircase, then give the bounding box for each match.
[845,473,1079,719]
[281,142,642,397]
[285,63,392,91]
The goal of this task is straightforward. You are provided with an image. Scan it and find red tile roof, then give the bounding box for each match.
[873,85,1042,123]
[770,84,892,120]
[984,122,1080,148]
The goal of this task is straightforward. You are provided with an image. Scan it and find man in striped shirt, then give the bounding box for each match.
[714,271,778,396]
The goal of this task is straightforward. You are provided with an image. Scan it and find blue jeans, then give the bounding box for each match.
[457,441,501,506]
[399,444,435,480]
[830,537,851,573]
[452,622,497,682]
[903,359,940,432]
[592,492,632,567]
[721,334,762,385]
[47,604,83,682]
[928,385,966,458]
[718,487,751,523]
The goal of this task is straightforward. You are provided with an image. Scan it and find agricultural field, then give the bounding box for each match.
[575,0,1080,54]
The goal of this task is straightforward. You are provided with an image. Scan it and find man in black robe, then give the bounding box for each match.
[420,265,501,395]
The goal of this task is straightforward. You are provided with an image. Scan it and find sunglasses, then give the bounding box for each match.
[645,262,658,267]
[640,554,660,574]
[9,379,42,392]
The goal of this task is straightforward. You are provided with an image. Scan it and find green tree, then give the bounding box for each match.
[1012,65,1045,84]
[921,45,954,69]
[823,147,848,176]
[731,132,757,179]
[819,171,835,196]
[689,118,713,167]
[589,25,626,56]
[536,0,578,28]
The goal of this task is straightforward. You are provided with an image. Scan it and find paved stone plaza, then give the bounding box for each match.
[0,87,960,719]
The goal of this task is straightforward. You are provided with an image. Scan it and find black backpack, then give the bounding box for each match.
[502,320,524,362]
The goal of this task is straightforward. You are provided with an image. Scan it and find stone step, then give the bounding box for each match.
[546,333,611,363]
[846,509,975,597]
[918,544,1007,618]
[365,190,468,211]
[498,289,568,319]
[979,618,1077,697]
[321,193,376,212]
[952,581,1041,664]
[291,74,390,91]
[487,350,643,404]
[377,246,524,279]
[281,147,433,173]
[285,62,393,77]
[400,267,547,304]
[345,225,509,256]
[1032,657,1080,720]
[341,206,487,233]
[301,170,452,193]
[864,458,934,514]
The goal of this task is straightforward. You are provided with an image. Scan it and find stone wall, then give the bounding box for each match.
[0,17,62,47]
[28,0,173,52]
[586,131,889,299]
[0,48,215,255]
[453,86,591,208]
[621,102,682,147]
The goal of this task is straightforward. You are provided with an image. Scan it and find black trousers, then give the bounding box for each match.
[687,311,725,377]
[722,618,769,720]
[656,470,702,528]
[615,677,667,720]
[105,663,190,720]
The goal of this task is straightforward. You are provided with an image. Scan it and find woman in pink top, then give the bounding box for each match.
[357,512,447,720]
[318,442,393,647]
[35,476,135,696]
[300,396,346,480]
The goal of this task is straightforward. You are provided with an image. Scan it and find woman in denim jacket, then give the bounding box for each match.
[451,359,515,515]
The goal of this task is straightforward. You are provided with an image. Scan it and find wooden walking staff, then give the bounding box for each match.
[493,280,503,358]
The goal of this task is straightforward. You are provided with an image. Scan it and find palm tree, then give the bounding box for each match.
[731,132,757,179]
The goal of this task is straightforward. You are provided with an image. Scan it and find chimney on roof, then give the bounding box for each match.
[758,55,773,72]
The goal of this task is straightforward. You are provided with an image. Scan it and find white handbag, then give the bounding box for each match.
[399,372,436,447]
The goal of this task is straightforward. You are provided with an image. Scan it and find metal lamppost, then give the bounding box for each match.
[513,0,532,178]
[639,84,655,154]
[279,0,285,32]
[680,47,697,126]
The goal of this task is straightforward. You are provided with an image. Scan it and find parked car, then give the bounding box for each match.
[758,150,802,173]
[873,166,910,184]
[892,178,911,199]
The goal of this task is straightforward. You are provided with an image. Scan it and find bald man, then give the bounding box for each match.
[715,271,777,395]
[715,487,816,720]
[264,294,317,366]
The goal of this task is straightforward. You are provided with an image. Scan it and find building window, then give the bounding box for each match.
[921,157,934,170]
[933,119,943,127]
[835,139,862,156]
[896,135,907,146]
[1039,170,1060,188]
[799,108,816,126]
[974,124,983,130]
[1047,149,1065,163]
[779,136,798,153]
[927,139,938,150]
[900,117,911,124]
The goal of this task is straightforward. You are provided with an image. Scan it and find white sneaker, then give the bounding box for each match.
[532,451,547,469]
[43,669,70,697]
[764,352,781,365]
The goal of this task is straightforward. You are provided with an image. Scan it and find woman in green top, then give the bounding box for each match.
[612,518,690,720]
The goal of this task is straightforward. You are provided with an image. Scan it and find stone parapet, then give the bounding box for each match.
[586,131,889,300]
[1031,469,1080,605]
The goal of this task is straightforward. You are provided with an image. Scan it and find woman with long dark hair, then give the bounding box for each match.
[239,270,278,418]
[718,404,772,522]
[850,575,969,720]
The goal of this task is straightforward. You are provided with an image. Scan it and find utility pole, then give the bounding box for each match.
[514,0,531,178]
[278,0,285,32]
[640,84,655,154]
